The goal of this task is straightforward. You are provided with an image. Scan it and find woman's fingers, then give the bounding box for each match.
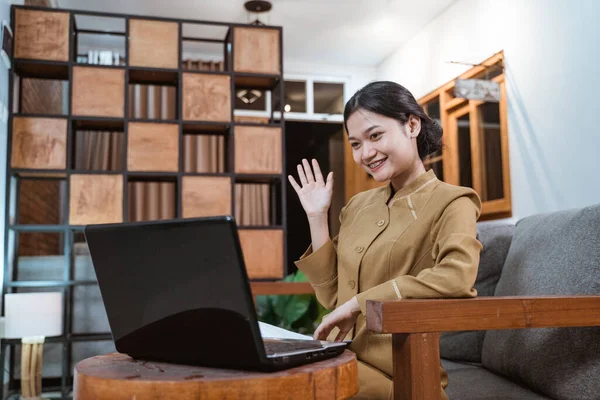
[297,163,308,186]
[302,159,315,183]
[313,320,332,341]
[325,171,334,191]
[312,159,324,183]
[334,327,349,342]
[288,175,301,193]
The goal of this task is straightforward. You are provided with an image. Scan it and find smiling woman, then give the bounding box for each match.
[288,81,483,399]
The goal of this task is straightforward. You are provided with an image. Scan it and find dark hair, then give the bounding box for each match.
[343,81,442,160]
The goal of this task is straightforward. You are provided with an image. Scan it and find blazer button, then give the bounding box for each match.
[348,280,356,289]
[356,246,364,253]
[377,219,385,227]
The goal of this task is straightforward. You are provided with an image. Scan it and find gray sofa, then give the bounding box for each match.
[439,204,600,400]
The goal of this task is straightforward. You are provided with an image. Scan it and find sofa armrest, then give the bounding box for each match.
[365,296,600,400]
[366,295,600,333]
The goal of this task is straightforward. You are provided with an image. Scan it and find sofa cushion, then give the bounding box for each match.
[440,223,515,363]
[481,204,600,400]
[442,359,551,400]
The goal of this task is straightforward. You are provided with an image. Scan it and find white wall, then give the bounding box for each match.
[377,0,600,221]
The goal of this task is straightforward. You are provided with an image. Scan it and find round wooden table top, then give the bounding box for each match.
[73,351,359,400]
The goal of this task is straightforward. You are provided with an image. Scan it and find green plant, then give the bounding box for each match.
[255,270,330,334]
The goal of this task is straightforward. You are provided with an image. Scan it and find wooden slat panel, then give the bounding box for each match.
[129,19,179,69]
[234,126,282,174]
[366,296,600,334]
[238,229,283,279]
[11,117,67,170]
[182,73,231,122]
[127,122,179,172]
[181,176,231,218]
[393,333,441,400]
[14,9,69,62]
[233,27,280,75]
[69,174,123,225]
[72,67,125,117]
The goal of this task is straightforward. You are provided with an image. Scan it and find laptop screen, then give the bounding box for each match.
[84,216,256,342]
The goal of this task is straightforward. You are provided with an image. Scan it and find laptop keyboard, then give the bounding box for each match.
[263,339,324,355]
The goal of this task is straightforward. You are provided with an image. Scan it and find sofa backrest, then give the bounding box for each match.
[481,204,600,400]
[440,222,515,363]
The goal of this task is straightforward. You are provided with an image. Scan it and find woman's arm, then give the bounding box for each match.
[289,158,338,308]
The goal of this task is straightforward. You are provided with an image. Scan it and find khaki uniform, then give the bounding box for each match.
[295,170,482,399]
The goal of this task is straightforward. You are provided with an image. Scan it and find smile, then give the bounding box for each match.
[367,158,386,171]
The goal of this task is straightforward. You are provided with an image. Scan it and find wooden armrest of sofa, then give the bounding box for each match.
[250,282,314,296]
[365,296,600,400]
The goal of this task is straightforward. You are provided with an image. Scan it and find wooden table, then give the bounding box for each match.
[73,351,359,400]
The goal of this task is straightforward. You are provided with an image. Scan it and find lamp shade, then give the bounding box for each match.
[4,292,63,339]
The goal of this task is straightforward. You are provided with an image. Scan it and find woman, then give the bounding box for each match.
[288,81,483,399]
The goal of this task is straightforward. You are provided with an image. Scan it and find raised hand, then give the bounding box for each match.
[288,159,334,218]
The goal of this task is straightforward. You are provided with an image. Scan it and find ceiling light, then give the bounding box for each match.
[284,104,291,112]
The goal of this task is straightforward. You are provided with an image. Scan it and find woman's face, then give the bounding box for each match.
[346,108,421,184]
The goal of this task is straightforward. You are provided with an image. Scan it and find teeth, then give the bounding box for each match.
[369,160,385,169]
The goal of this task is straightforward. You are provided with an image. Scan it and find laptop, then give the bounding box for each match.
[83,215,347,371]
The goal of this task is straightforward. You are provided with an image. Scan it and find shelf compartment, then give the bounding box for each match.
[74,14,126,66]
[129,67,179,86]
[234,73,280,90]
[73,128,124,172]
[183,133,228,173]
[14,59,69,80]
[182,121,230,134]
[182,22,228,72]
[181,176,231,218]
[14,8,70,62]
[17,177,66,225]
[11,116,68,170]
[234,182,270,227]
[182,72,231,122]
[233,26,280,75]
[73,117,125,132]
[10,231,66,282]
[129,18,179,69]
[234,125,282,174]
[238,228,284,279]
[127,122,179,172]
[69,174,123,225]
[72,66,125,118]
[127,178,176,222]
[128,83,177,120]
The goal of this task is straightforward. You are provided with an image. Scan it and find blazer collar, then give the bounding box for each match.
[381,169,438,203]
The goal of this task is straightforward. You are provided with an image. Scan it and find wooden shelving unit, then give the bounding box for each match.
[2,4,286,398]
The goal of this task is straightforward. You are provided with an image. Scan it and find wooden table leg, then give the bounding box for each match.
[393,332,441,400]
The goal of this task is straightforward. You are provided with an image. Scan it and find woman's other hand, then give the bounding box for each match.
[288,159,334,218]
[313,297,361,342]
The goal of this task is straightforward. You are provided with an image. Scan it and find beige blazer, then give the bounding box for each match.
[295,169,482,391]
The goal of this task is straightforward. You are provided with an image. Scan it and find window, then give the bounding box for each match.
[419,51,511,221]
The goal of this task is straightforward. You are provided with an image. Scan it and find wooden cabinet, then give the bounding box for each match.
[419,51,511,220]
[233,27,280,75]
[72,66,125,117]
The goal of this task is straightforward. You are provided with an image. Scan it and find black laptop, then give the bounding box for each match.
[83,215,347,371]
